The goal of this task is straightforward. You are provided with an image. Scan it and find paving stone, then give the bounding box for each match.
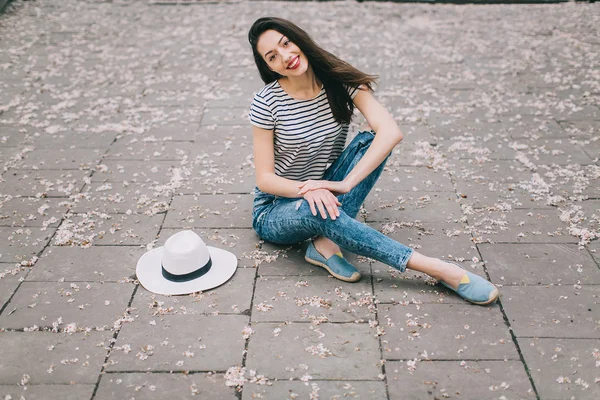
[378,303,518,361]
[138,90,206,108]
[107,315,248,372]
[0,266,26,310]
[16,148,103,170]
[364,191,463,224]
[452,159,536,183]
[505,115,569,139]
[501,285,600,338]
[252,241,330,276]
[28,130,117,149]
[0,384,95,400]
[245,322,382,380]
[252,275,374,323]
[143,122,201,142]
[588,239,600,265]
[54,213,163,246]
[518,138,594,166]
[0,196,67,228]
[132,267,255,316]
[469,209,578,244]
[28,245,144,282]
[201,108,249,126]
[0,281,134,330]
[242,380,387,400]
[558,120,600,140]
[0,226,55,263]
[479,243,600,285]
[70,181,172,214]
[104,139,192,161]
[0,331,110,384]
[95,373,236,400]
[375,167,454,192]
[0,169,88,197]
[455,180,553,210]
[163,194,253,228]
[92,160,180,183]
[387,360,535,400]
[181,165,256,195]
[520,338,600,400]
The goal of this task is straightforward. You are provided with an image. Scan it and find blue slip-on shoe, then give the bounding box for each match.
[305,241,361,282]
[439,261,499,305]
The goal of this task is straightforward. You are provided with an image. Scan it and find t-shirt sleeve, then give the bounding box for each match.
[248,93,275,130]
[345,84,362,100]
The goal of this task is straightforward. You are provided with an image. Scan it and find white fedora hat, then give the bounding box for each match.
[136,230,237,295]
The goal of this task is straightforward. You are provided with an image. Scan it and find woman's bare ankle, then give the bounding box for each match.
[313,236,340,259]
[406,252,465,289]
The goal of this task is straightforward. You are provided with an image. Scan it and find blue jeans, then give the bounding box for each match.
[252,130,414,272]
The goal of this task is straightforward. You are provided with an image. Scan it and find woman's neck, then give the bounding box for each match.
[280,66,321,95]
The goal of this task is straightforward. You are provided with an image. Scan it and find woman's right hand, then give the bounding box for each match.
[302,189,342,220]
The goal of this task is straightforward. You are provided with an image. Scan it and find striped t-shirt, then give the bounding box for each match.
[248,80,360,181]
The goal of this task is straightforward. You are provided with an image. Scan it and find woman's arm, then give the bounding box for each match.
[343,87,404,188]
[298,87,404,195]
[252,125,302,198]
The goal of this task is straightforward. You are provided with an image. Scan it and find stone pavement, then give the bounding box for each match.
[0,0,599,399]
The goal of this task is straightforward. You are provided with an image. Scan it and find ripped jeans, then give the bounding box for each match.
[252,130,414,272]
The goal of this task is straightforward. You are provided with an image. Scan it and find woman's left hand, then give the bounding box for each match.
[297,179,352,196]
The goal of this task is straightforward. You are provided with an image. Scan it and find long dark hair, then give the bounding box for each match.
[248,17,378,125]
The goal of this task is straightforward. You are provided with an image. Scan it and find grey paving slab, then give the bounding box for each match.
[375,167,454,193]
[558,120,600,139]
[506,116,569,139]
[0,226,55,263]
[252,241,330,276]
[201,108,249,126]
[92,160,180,183]
[107,315,248,372]
[456,180,553,210]
[132,267,255,316]
[0,169,88,197]
[0,281,135,330]
[0,196,67,228]
[479,243,600,285]
[0,266,26,310]
[469,209,578,244]
[16,148,104,170]
[0,331,110,384]
[242,380,387,400]
[378,303,518,361]
[143,122,201,142]
[54,213,163,246]
[588,239,600,265]
[71,181,172,214]
[28,245,144,282]
[252,275,374,323]
[163,194,253,228]
[245,322,382,380]
[181,164,256,195]
[104,139,192,161]
[517,138,594,166]
[364,191,463,224]
[27,130,117,149]
[96,373,236,400]
[386,360,535,400]
[452,159,536,183]
[520,338,600,400]
[0,385,95,400]
[501,285,600,338]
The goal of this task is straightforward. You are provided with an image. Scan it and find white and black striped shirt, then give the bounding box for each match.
[248,80,360,181]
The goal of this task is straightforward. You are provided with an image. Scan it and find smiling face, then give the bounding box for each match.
[256,29,308,78]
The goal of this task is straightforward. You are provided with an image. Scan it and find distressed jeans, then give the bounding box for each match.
[252,130,414,272]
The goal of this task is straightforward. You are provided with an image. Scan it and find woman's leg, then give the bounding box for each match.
[314,130,389,257]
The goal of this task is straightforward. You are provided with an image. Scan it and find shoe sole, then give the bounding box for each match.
[304,256,361,283]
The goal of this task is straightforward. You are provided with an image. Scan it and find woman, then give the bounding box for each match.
[247,17,499,305]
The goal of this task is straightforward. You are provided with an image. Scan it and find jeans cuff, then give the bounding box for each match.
[397,248,414,273]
